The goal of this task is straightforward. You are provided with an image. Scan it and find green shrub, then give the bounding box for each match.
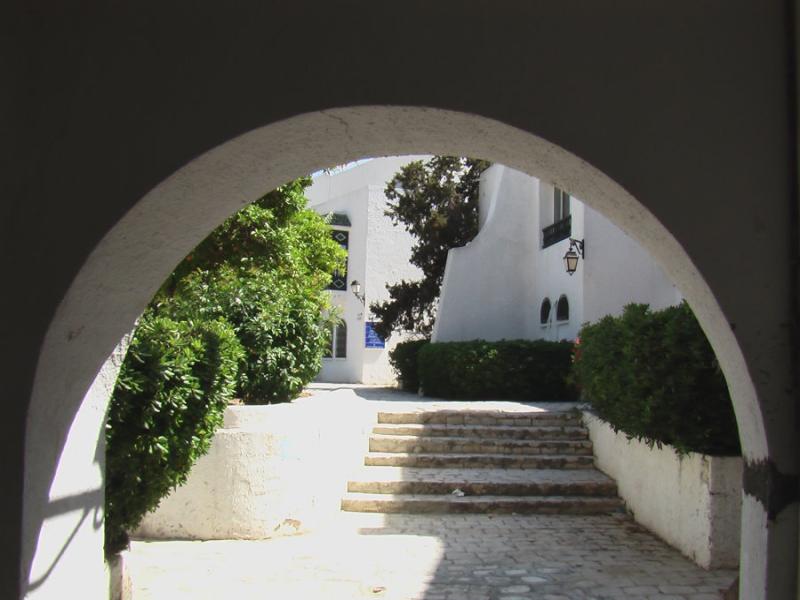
[418,339,577,400]
[166,266,333,403]
[104,180,343,556]
[389,339,430,392]
[571,302,740,456]
[104,316,243,555]
[153,180,346,404]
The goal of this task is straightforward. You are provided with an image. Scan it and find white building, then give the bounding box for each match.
[305,156,427,384]
[433,164,682,343]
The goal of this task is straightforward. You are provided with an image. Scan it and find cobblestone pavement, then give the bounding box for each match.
[126,512,736,599]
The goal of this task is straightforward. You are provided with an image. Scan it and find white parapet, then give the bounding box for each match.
[583,411,742,569]
[135,395,376,540]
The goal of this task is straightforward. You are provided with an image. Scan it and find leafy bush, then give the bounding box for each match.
[165,266,333,403]
[104,179,344,555]
[418,339,577,400]
[153,179,346,403]
[389,339,430,392]
[105,316,243,555]
[570,302,740,456]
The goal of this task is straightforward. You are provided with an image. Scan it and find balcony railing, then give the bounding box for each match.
[542,215,572,248]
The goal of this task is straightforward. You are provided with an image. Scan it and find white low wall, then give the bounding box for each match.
[106,554,130,600]
[583,411,742,569]
[135,394,376,540]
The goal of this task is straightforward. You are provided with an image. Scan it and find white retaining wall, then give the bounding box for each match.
[135,395,376,539]
[583,411,742,569]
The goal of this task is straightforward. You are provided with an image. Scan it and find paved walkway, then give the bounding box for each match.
[302,383,582,415]
[125,386,736,599]
[126,511,736,599]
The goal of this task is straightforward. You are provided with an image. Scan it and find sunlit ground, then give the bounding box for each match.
[125,511,736,600]
[127,513,442,600]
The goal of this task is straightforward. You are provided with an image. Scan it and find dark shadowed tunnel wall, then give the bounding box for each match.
[4,2,797,598]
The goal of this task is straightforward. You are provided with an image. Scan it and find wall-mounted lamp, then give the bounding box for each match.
[563,238,585,276]
[350,280,365,304]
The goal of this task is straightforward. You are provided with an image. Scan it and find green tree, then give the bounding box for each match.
[105,179,345,554]
[370,156,490,339]
[153,178,346,402]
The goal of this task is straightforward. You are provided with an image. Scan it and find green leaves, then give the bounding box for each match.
[105,317,243,555]
[388,338,430,392]
[416,339,578,401]
[571,302,740,456]
[105,179,346,555]
[150,181,345,402]
[371,156,489,339]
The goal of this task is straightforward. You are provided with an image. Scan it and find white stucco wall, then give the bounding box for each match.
[362,183,422,383]
[584,412,742,569]
[26,339,130,600]
[533,180,584,342]
[433,165,585,343]
[305,189,368,384]
[582,206,682,324]
[434,165,680,345]
[433,166,542,342]
[135,395,375,539]
[306,157,425,384]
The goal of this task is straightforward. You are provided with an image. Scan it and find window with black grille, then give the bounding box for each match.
[542,187,572,248]
[328,229,349,291]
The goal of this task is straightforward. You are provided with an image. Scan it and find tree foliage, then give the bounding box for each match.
[105,179,346,554]
[370,156,490,339]
[152,178,346,402]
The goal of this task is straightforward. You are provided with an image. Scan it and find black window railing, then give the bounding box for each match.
[327,229,349,291]
[542,215,571,248]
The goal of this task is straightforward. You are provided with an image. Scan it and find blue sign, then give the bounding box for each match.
[365,322,385,348]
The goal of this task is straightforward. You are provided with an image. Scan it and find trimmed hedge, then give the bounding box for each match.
[389,338,430,392]
[570,302,740,456]
[418,339,577,400]
[105,316,243,555]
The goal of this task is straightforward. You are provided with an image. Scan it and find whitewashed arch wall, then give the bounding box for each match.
[22,107,788,599]
[7,4,797,599]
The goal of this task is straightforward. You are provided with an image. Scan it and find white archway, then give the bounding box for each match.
[23,106,770,598]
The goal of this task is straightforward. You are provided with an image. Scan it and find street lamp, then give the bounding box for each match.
[350,280,365,304]
[563,238,585,276]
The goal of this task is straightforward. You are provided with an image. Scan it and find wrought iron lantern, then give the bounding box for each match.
[563,238,585,276]
[350,279,365,304]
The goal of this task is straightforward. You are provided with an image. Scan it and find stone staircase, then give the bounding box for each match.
[341,408,623,515]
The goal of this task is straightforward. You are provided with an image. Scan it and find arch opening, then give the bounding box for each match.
[23,106,773,598]
[555,295,569,322]
[539,298,551,325]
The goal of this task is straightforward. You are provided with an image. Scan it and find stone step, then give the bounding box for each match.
[347,467,618,497]
[377,410,581,427]
[341,493,623,515]
[364,452,595,469]
[372,423,589,440]
[369,434,593,456]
